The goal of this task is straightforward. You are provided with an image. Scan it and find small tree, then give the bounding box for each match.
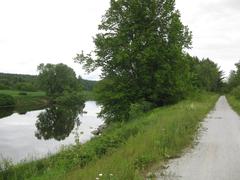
[37,63,81,97]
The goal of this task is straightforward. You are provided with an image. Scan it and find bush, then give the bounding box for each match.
[0,94,15,107]
[129,101,154,119]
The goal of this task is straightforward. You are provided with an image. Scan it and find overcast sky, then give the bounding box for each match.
[0,0,239,80]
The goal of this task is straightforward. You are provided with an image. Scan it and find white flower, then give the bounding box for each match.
[99,173,103,176]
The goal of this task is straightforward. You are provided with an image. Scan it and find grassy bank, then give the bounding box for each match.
[0,90,48,110]
[0,92,218,180]
[226,95,240,114]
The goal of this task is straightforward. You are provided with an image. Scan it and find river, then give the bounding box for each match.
[0,101,103,164]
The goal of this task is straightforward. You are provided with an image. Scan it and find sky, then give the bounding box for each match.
[0,0,239,80]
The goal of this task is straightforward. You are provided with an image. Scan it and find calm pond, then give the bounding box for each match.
[0,101,103,163]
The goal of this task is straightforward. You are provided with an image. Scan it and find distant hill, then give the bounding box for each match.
[0,73,97,91]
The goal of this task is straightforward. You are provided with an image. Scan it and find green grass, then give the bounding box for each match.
[0,90,48,110]
[0,90,46,97]
[226,95,240,114]
[0,92,219,180]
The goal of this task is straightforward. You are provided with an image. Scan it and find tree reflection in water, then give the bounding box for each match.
[35,103,85,141]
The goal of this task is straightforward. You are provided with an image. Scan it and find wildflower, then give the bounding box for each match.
[99,173,103,176]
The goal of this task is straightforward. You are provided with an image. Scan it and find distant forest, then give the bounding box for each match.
[0,73,97,92]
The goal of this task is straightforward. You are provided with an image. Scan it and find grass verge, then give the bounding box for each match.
[0,92,218,180]
[226,95,240,114]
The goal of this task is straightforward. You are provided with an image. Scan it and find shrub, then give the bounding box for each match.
[0,94,15,107]
[129,101,154,119]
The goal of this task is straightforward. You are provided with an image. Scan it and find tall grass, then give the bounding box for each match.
[0,92,218,180]
[226,95,240,114]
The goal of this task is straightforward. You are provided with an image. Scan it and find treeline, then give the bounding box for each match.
[227,61,240,98]
[75,0,223,123]
[0,72,97,92]
[186,55,223,92]
[0,73,37,91]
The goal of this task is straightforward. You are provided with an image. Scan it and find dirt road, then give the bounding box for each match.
[157,96,240,180]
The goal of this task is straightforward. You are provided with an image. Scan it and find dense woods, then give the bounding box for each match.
[75,0,223,123]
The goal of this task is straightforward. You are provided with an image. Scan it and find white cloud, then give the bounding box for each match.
[0,0,110,80]
[176,0,240,77]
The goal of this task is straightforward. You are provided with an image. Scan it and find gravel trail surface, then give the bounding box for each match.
[157,96,240,180]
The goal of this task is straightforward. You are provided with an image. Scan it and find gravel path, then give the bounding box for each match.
[157,96,240,180]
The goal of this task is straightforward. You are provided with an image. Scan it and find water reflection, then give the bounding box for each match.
[35,104,85,141]
[0,101,103,163]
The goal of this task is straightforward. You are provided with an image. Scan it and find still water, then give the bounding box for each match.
[0,101,103,163]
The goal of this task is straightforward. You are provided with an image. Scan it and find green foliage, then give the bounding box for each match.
[230,86,240,99]
[38,63,81,97]
[82,91,96,101]
[227,61,240,92]
[227,95,240,116]
[129,101,155,119]
[0,72,97,94]
[16,82,37,92]
[185,54,224,92]
[0,94,15,107]
[55,92,84,106]
[76,0,193,122]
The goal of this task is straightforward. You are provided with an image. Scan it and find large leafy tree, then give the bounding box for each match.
[75,0,192,122]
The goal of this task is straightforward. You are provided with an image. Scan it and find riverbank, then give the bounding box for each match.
[0,90,49,111]
[0,92,218,180]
